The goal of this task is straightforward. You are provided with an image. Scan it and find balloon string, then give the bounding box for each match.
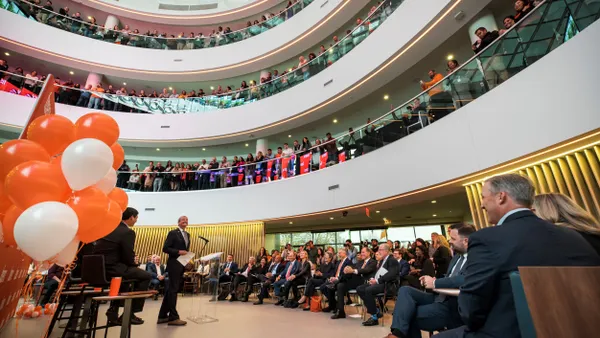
[41,242,84,338]
[16,262,38,338]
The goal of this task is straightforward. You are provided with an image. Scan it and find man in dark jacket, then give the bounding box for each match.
[93,207,151,325]
[472,27,500,53]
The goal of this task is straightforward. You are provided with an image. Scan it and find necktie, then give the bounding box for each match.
[182,231,188,247]
[450,256,464,277]
[336,259,344,277]
[271,264,277,274]
[361,259,368,269]
[286,262,294,278]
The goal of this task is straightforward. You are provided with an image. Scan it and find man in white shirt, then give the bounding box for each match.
[228,257,256,302]
[149,256,168,300]
[387,223,475,338]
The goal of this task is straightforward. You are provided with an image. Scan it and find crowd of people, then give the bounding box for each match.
[14,0,312,49]
[1,1,399,113]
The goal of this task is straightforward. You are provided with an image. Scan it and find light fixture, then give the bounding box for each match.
[210,86,214,90]
[4,52,9,56]
[156,148,160,151]
[123,82,127,86]
[87,16,92,20]
[383,94,389,100]
[288,134,292,138]
[330,217,334,220]
[168,87,173,90]
[69,71,74,75]
[289,221,293,225]
[288,68,292,72]
[376,210,380,214]
[431,200,437,204]
[333,119,338,124]
[245,143,249,147]
[433,214,437,217]
[202,148,206,151]
[446,54,454,61]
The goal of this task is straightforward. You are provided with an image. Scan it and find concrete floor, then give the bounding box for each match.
[0,295,405,338]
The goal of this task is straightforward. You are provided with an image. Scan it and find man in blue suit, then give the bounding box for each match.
[387,223,475,338]
[216,254,239,300]
[436,174,600,338]
[320,248,354,313]
[392,249,411,280]
[273,251,300,305]
[147,256,169,300]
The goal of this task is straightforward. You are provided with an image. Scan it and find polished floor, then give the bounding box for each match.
[0,295,411,338]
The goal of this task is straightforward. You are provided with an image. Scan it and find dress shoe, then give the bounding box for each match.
[105,309,119,323]
[362,317,379,326]
[130,315,144,325]
[157,318,170,324]
[289,301,300,309]
[331,312,346,319]
[240,297,248,302]
[229,295,238,302]
[322,306,332,313]
[253,299,263,305]
[274,299,285,306]
[153,294,159,301]
[303,307,311,311]
[168,319,187,326]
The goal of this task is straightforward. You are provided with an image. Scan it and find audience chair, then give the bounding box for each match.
[509,271,537,338]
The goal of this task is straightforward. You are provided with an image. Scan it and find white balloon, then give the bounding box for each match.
[55,238,80,267]
[14,202,79,262]
[62,138,113,191]
[94,168,117,194]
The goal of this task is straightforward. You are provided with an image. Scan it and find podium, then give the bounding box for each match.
[187,252,223,324]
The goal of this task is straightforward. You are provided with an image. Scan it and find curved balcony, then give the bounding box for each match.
[118,1,600,224]
[5,0,312,51]
[3,0,599,224]
[0,0,370,81]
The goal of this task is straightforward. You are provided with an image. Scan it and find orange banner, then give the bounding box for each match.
[19,74,56,139]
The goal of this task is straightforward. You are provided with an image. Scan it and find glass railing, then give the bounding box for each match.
[0,0,404,114]
[2,0,596,193]
[2,0,313,50]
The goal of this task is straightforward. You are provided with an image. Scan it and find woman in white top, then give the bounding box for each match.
[24,71,39,91]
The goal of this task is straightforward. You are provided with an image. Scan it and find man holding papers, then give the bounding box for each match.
[158,216,191,326]
[358,243,399,326]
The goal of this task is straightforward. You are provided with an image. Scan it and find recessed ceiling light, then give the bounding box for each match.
[333,119,338,124]
[87,16,92,20]
[288,68,292,72]
[383,94,389,100]
[433,214,437,217]
[330,217,334,220]
[69,71,74,75]
[210,86,214,90]
[156,148,160,151]
[431,200,437,204]
[202,148,206,151]
[376,210,380,213]
[245,143,249,147]
[449,211,452,213]
[168,87,173,90]
[289,221,293,224]
[288,134,292,138]
[123,82,127,86]
[447,54,454,60]
[4,52,9,56]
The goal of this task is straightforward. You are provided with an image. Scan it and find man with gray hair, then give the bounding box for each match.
[435,174,600,338]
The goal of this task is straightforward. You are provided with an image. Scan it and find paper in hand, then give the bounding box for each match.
[177,252,195,267]
[375,267,388,280]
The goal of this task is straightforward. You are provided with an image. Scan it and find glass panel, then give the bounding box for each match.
[314,232,336,246]
[350,231,361,244]
[414,225,443,243]
[291,232,312,246]
[387,227,417,242]
[336,230,350,244]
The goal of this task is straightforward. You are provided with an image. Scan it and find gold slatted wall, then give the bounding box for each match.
[465,145,600,229]
[133,222,264,264]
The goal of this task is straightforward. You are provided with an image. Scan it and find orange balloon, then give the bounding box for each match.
[0,139,50,183]
[4,161,71,210]
[27,115,75,157]
[74,113,120,146]
[0,184,11,217]
[67,187,109,243]
[80,199,122,243]
[110,143,125,170]
[107,187,128,210]
[2,205,23,246]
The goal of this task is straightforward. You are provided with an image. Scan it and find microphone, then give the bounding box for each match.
[198,236,209,243]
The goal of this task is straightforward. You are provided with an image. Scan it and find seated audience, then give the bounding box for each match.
[435,174,600,338]
[431,235,451,278]
[280,250,311,308]
[272,251,300,305]
[387,223,475,338]
[301,251,335,310]
[405,245,435,288]
[252,253,286,305]
[392,249,410,280]
[215,254,239,300]
[238,257,269,302]
[358,243,400,326]
[148,256,168,300]
[40,263,63,306]
[321,248,354,313]
[532,193,600,254]
[227,256,257,302]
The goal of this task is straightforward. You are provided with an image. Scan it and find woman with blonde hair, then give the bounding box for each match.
[533,193,600,254]
[431,235,451,278]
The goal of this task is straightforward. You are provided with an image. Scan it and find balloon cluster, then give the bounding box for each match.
[15,303,57,319]
[0,113,128,265]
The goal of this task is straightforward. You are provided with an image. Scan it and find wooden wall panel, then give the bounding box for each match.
[465,145,600,227]
[133,222,264,265]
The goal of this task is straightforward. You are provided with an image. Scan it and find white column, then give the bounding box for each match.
[104,15,120,31]
[256,139,268,156]
[85,73,104,88]
[467,10,499,44]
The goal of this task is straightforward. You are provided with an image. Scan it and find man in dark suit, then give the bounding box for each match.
[321,248,354,313]
[253,253,286,305]
[93,207,151,325]
[387,223,475,338]
[148,256,168,300]
[393,249,411,280]
[360,243,400,326]
[228,256,257,302]
[330,246,377,319]
[272,251,300,305]
[216,254,239,300]
[158,216,190,326]
[435,174,600,338]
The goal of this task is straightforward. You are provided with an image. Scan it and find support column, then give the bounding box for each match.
[84,73,104,89]
[104,15,120,31]
[256,139,268,156]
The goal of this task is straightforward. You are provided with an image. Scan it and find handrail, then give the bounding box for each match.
[7,0,309,45]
